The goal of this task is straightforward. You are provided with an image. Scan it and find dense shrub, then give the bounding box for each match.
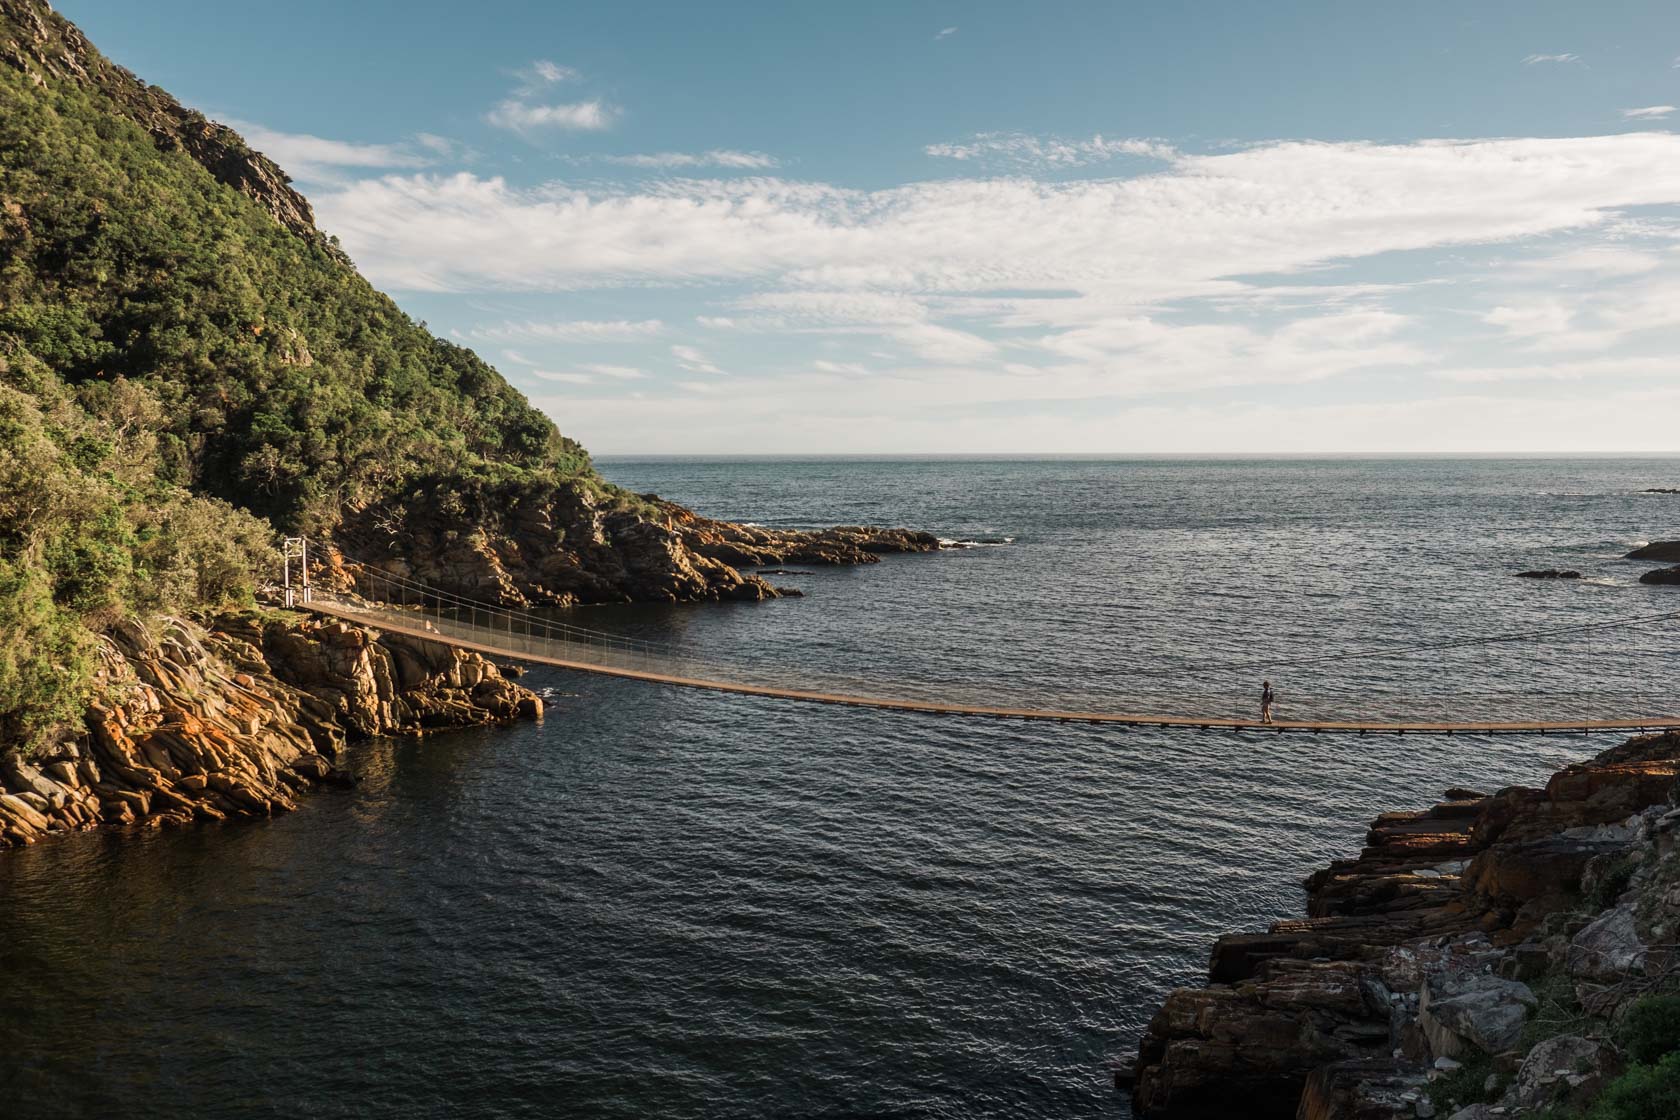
[1587,1051,1680,1120]
[0,1,616,754]
[1619,995,1680,1066]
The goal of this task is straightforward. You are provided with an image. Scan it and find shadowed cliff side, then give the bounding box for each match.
[1128,731,1680,1120]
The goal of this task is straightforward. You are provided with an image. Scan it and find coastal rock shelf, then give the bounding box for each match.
[334,483,940,609]
[0,613,541,849]
[1130,730,1680,1119]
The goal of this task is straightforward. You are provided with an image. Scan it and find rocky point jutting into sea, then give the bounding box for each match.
[0,515,938,850]
[0,0,940,847]
[1128,730,1680,1120]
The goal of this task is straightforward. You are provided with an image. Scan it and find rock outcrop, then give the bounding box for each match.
[0,611,541,849]
[1131,731,1680,1119]
[1514,570,1581,580]
[1638,564,1680,586]
[335,485,943,607]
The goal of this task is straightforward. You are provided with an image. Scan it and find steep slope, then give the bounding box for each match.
[0,0,935,763]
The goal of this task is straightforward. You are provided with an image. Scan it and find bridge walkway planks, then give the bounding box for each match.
[305,601,1680,738]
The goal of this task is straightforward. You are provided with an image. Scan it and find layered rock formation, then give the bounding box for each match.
[0,612,540,849]
[337,485,942,607]
[1131,731,1680,1119]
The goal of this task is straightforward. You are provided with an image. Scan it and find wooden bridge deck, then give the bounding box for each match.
[307,601,1680,737]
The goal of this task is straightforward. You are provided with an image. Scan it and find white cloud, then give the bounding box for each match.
[671,344,723,374]
[532,370,595,384]
[1515,246,1662,275]
[224,119,431,181]
[1483,299,1575,338]
[469,319,664,342]
[925,131,1175,167]
[593,150,778,170]
[935,27,958,41]
[316,134,1680,302]
[1623,105,1677,120]
[1523,53,1580,64]
[525,60,580,87]
[487,98,615,132]
[582,363,647,379]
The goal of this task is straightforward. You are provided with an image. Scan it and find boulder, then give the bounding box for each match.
[1639,564,1680,585]
[1566,906,1647,983]
[1626,540,1680,561]
[1297,1058,1429,1120]
[1417,974,1536,1058]
[1498,1034,1617,1112]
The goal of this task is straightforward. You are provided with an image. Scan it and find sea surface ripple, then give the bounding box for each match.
[2,457,1677,1118]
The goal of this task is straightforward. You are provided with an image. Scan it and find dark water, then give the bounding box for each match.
[3,457,1678,1119]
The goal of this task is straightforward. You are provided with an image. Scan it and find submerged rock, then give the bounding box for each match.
[1515,569,1582,579]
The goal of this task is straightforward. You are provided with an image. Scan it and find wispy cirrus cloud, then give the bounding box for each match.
[316,134,1680,301]
[310,131,1680,428]
[591,150,778,170]
[1623,105,1677,120]
[224,119,433,181]
[488,99,615,132]
[671,344,724,374]
[925,131,1175,168]
[516,59,581,93]
[467,319,665,342]
[487,58,616,133]
[934,27,958,41]
[1522,52,1580,64]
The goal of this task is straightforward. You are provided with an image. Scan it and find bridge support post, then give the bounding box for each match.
[282,537,310,608]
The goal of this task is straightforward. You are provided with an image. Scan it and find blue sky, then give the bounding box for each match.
[60,0,1680,453]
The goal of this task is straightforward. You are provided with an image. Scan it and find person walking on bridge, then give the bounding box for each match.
[1260,680,1275,725]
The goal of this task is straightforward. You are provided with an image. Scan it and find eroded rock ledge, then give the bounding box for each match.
[0,611,541,849]
[337,484,943,608]
[1129,731,1680,1119]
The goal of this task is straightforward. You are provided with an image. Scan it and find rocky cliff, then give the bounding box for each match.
[1128,732,1680,1119]
[337,485,942,607]
[0,0,320,240]
[0,611,541,848]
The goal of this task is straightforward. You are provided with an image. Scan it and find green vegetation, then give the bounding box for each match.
[1590,856,1641,910]
[0,1,609,754]
[1523,970,1596,1049]
[1619,994,1680,1067]
[1586,1052,1680,1120]
[1427,1050,1498,1113]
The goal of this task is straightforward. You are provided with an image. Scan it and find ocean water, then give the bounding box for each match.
[3,457,1678,1119]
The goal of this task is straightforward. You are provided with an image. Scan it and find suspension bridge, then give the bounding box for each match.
[278,538,1680,737]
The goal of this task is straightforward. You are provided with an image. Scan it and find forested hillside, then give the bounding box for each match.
[0,0,594,753]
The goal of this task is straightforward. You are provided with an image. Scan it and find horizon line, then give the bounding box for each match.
[592,450,1680,460]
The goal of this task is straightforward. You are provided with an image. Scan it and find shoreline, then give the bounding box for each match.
[1127,730,1680,1119]
[0,610,543,849]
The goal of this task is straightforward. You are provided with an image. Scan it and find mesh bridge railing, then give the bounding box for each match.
[293,545,1680,731]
